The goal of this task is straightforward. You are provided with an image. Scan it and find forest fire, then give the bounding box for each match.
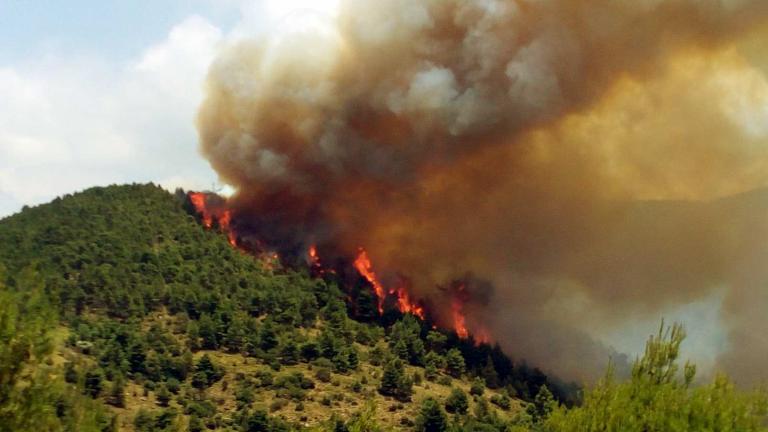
[352,248,386,314]
[187,191,487,343]
[450,283,471,340]
[189,192,212,228]
[392,285,426,320]
[188,192,236,246]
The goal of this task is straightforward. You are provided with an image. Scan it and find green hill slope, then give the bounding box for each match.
[2,184,767,431]
[0,184,546,431]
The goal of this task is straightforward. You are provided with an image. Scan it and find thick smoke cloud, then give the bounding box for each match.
[197,0,768,382]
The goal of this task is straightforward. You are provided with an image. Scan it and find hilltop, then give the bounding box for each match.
[0,184,555,431]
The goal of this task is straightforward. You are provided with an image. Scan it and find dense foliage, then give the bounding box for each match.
[0,184,552,430]
[544,323,768,431]
[2,184,765,431]
[0,269,114,431]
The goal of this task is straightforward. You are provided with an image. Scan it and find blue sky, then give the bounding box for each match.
[0,1,238,62]
[0,1,261,218]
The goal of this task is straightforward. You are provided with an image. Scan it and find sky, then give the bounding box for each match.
[0,0,340,218]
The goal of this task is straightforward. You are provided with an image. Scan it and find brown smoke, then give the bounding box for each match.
[197,0,768,383]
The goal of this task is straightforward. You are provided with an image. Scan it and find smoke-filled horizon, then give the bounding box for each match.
[197,0,768,383]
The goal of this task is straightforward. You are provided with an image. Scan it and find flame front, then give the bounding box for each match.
[452,301,469,340]
[188,192,237,247]
[189,192,213,228]
[218,210,237,246]
[309,244,319,265]
[392,284,426,320]
[353,248,386,314]
[191,193,492,344]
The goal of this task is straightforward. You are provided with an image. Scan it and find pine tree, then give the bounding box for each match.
[198,313,219,350]
[481,355,500,389]
[426,331,447,353]
[108,376,126,408]
[527,384,556,424]
[379,359,402,397]
[193,354,221,388]
[156,384,171,407]
[394,339,409,361]
[84,369,104,398]
[245,409,269,432]
[347,346,360,370]
[280,339,300,365]
[416,398,448,432]
[445,348,465,378]
[379,358,412,401]
[258,320,279,351]
[186,320,201,351]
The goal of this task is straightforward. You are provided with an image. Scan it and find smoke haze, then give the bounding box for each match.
[197,0,768,383]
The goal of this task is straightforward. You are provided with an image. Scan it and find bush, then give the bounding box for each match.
[444,388,469,415]
[490,393,511,410]
[269,398,289,412]
[350,381,363,393]
[155,384,171,407]
[84,369,104,398]
[315,367,332,383]
[470,377,485,396]
[255,369,274,387]
[166,378,181,394]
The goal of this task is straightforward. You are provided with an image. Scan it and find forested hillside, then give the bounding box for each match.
[0,184,553,431]
[1,184,766,432]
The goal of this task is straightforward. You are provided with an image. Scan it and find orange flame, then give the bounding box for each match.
[309,244,319,264]
[453,303,469,339]
[190,194,492,343]
[452,283,469,339]
[307,245,335,276]
[218,210,237,246]
[393,284,426,320]
[473,327,492,346]
[189,192,213,228]
[353,248,386,314]
[189,192,237,247]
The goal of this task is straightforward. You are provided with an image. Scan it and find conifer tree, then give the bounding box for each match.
[416,397,448,432]
[445,348,465,378]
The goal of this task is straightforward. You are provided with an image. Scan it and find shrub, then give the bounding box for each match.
[444,388,469,415]
[269,398,289,412]
[255,369,274,387]
[490,393,512,410]
[315,367,332,383]
[470,377,485,396]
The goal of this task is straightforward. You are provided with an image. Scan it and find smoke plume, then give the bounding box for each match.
[197,0,768,383]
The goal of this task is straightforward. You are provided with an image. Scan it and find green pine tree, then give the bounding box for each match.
[416,397,448,432]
